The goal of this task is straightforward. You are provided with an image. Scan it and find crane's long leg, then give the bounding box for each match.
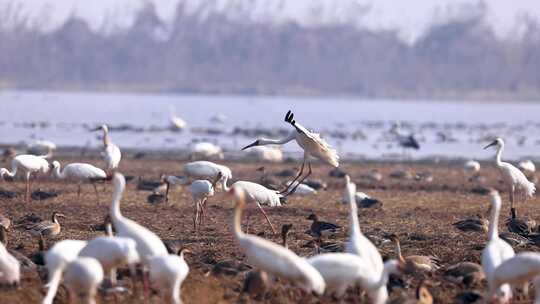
[285,162,312,196]
[278,158,306,194]
[25,172,31,203]
[93,183,100,205]
[77,183,81,201]
[510,186,516,218]
[256,203,276,234]
[199,198,208,227]
[193,200,200,231]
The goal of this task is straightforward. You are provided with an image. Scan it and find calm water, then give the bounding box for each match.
[1,90,540,161]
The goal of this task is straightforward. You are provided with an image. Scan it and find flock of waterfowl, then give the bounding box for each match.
[0,110,540,304]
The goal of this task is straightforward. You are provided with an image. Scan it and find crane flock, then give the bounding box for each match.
[0,109,539,304]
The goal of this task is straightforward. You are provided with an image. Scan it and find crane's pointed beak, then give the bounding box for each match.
[241,140,259,150]
[483,141,497,150]
[89,127,101,132]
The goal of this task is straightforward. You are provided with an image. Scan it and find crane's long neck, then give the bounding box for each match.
[110,178,125,222]
[52,164,66,179]
[103,128,111,147]
[495,144,503,167]
[42,268,63,304]
[488,195,501,241]
[393,240,405,263]
[260,133,296,146]
[348,182,362,236]
[232,203,245,240]
[221,176,231,192]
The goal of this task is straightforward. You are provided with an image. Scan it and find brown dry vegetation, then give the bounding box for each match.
[1,156,539,303]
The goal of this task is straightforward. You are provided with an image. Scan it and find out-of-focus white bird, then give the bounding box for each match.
[224,180,283,234]
[0,241,20,287]
[26,140,56,157]
[518,160,536,175]
[481,189,515,303]
[245,146,283,163]
[343,175,384,276]
[42,240,88,304]
[78,232,140,286]
[463,160,481,174]
[51,161,107,203]
[92,125,121,172]
[186,174,222,231]
[190,142,223,160]
[242,110,338,196]
[285,181,317,195]
[182,161,232,190]
[484,138,535,217]
[488,252,540,303]
[149,248,190,304]
[63,257,104,304]
[307,253,400,303]
[109,173,167,264]
[1,154,51,202]
[169,108,187,131]
[231,188,325,295]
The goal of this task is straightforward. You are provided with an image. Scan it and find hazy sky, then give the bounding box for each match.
[2,0,540,41]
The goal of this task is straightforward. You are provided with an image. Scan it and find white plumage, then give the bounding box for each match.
[0,241,20,286]
[488,252,540,302]
[245,146,283,163]
[42,240,88,304]
[285,181,317,195]
[481,189,515,303]
[518,160,536,174]
[463,160,481,173]
[232,189,325,295]
[189,179,216,230]
[109,173,167,264]
[242,110,338,195]
[78,235,140,285]
[51,161,107,202]
[94,125,121,171]
[63,257,104,304]
[182,161,232,190]
[27,140,56,156]
[170,109,187,130]
[190,142,223,160]
[149,250,190,304]
[344,175,384,276]
[1,154,51,202]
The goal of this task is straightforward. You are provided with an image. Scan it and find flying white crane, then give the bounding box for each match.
[109,173,167,264]
[92,124,121,172]
[488,252,540,303]
[307,253,401,303]
[51,161,107,203]
[148,248,190,304]
[1,154,51,202]
[484,138,536,217]
[481,189,515,303]
[231,188,325,295]
[190,142,224,160]
[224,180,283,234]
[0,241,20,287]
[78,232,140,286]
[343,175,384,275]
[42,239,88,304]
[242,110,339,195]
[63,257,104,304]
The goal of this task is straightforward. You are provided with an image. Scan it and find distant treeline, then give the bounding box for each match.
[2,3,540,100]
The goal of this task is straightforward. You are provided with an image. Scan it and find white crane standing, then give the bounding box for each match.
[481,189,515,303]
[92,125,121,172]
[484,138,536,218]
[242,110,339,195]
[63,257,104,304]
[488,252,540,303]
[343,175,383,275]
[1,154,51,202]
[181,161,232,191]
[231,188,325,295]
[51,161,107,203]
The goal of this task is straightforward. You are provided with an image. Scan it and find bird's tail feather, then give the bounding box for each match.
[525,181,536,197]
